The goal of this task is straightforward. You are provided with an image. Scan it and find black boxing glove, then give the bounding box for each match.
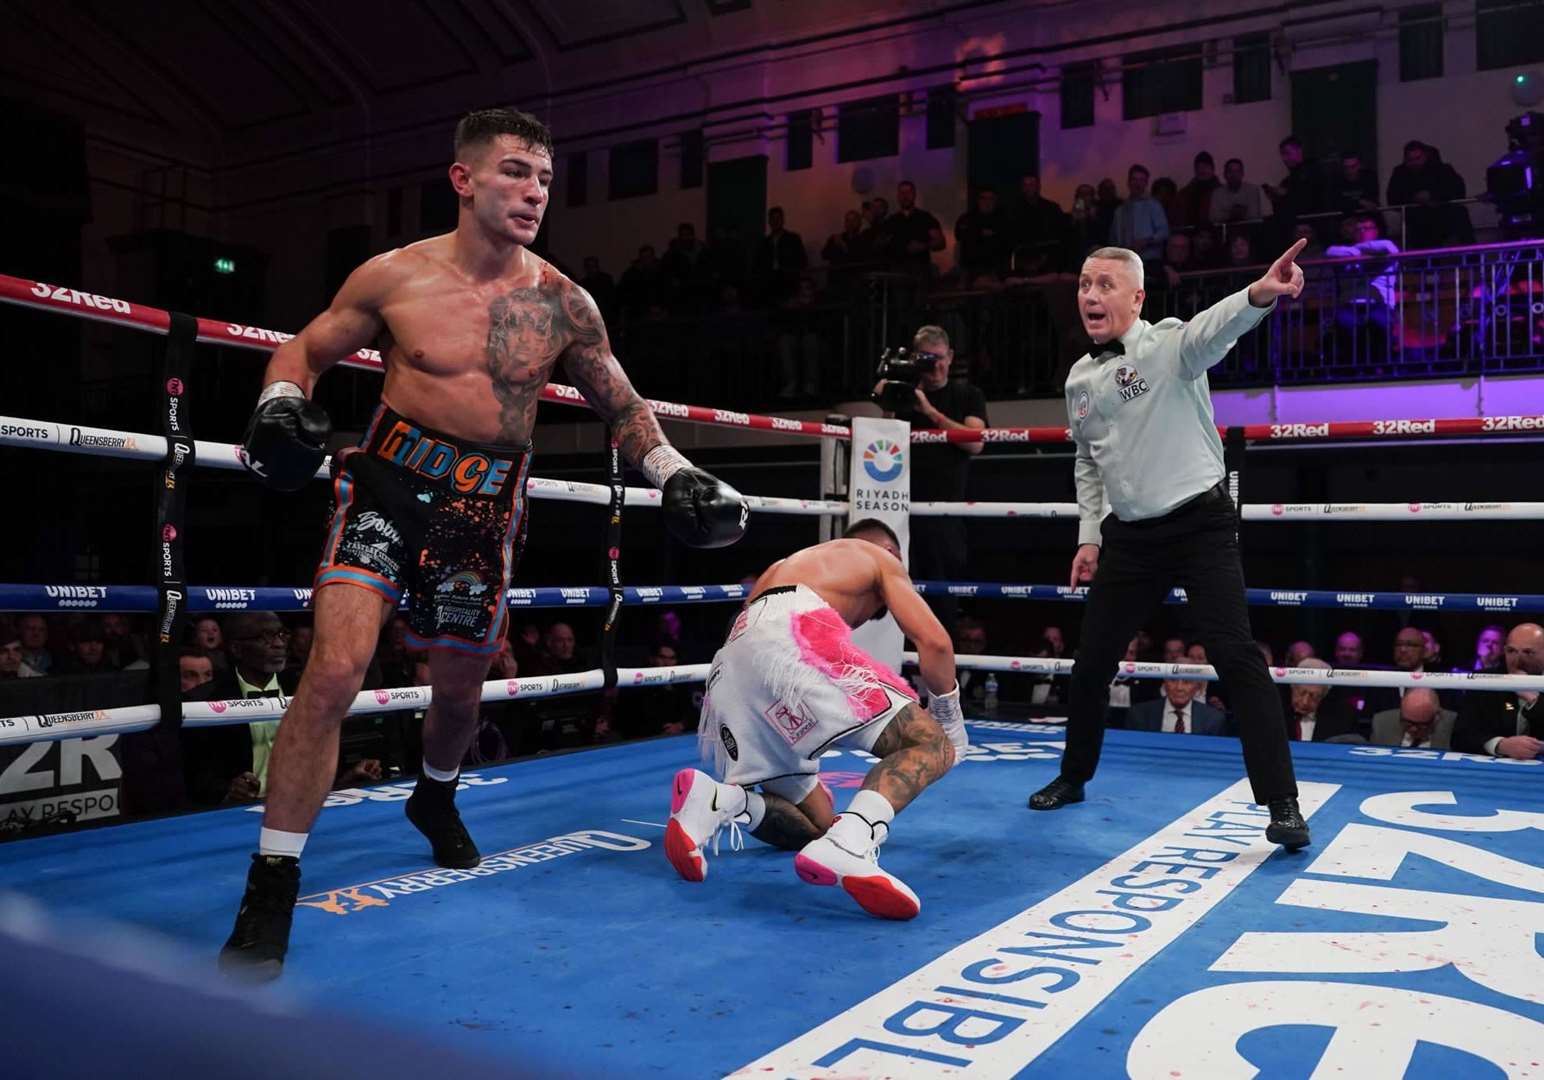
[662,467,748,548]
[644,445,747,548]
[242,382,331,492]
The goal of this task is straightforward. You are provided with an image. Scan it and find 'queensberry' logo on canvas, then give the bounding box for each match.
[862,439,904,483]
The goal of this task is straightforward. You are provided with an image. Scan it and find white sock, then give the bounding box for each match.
[422,759,459,783]
[258,827,308,859]
[831,789,896,850]
[736,788,766,831]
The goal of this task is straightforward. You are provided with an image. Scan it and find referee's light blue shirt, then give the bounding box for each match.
[1065,287,1274,546]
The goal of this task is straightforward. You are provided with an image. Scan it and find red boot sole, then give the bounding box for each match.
[664,819,705,883]
[842,874,920,920]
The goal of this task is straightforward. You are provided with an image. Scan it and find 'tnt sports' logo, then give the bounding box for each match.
[862,439,904,483]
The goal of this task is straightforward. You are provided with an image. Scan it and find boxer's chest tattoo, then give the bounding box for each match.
[485,287,569,441]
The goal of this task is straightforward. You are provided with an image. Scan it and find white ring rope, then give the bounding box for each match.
[915,653,1544,693]
[7,415,1529,523]
[0,415,846,516]
[910,500,1544,521]
[0,663,712,748]
[11,653,1537,749]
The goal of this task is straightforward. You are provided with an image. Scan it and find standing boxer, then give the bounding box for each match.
[221,107,747,981]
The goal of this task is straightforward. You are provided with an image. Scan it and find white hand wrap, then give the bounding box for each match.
[641,444,692,489]
[256,381,306,406]
[928,682,968,757]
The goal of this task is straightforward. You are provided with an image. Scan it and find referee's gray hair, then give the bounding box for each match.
[1084,246,1145,289]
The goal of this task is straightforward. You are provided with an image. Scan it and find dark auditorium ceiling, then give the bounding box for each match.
[3,0,988,155]
[0,0,1020,140]
[0,0,1016,207]
[0,0,707,139]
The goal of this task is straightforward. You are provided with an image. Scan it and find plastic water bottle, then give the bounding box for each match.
[984,673,999,716]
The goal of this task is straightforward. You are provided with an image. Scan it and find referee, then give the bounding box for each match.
[1028,240,1311,850]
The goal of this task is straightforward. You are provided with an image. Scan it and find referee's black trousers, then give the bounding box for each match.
[1061,484,1298,804]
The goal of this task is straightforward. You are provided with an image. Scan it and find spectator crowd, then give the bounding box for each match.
[0,606,706,835]
[573,131,1487,405]
[948,614,1540,759]
[3,595,1537,840]
[582,135,1476,327]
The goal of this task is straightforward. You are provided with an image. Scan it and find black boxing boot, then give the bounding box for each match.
[219,853,301,982]
[405,775,482,869]
[1266,797,1310,851]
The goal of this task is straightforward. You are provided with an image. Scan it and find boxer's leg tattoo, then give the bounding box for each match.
[862,704,955,813]
[750,793,824,851]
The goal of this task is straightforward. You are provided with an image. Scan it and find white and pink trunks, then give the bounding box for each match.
[697,584,917,802]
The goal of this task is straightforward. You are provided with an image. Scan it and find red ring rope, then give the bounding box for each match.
[5,272,1538,446]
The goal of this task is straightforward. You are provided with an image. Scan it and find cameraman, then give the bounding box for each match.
[873,325,988,628]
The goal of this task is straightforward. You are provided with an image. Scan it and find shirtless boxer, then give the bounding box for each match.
[665,520,965,920]
[220,108,747,981]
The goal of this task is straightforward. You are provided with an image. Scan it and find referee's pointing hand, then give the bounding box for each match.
[1247,238,1307,307]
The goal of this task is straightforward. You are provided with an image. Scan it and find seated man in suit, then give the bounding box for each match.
[1128,678,1225,734]
[183,612,301,807]
[183,612,380,807]
[1285,658,1360,742]
[1453,622,1543,760]
[1106,635,1163,729]
[1370,687,1455,749]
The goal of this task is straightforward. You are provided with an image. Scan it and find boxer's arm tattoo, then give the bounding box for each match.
[750,793,824,851]
[485,287,559,444]
[862,704,953,814]
[558,281,668,467]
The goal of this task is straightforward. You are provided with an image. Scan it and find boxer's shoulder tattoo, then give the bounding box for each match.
[554,277,665,467]
[559,279,605,348]
[485,286,561,443]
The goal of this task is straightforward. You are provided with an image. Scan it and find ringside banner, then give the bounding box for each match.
[847,416,911,671]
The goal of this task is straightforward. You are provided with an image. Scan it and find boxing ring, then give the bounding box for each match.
[2,273,1543,1078]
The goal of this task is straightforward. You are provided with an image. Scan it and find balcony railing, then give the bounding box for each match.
[609,236,1544,411]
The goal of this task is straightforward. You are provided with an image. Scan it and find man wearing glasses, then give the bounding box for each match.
[183,612,297,807]
[873,325,988,629]
[183,613,385,807]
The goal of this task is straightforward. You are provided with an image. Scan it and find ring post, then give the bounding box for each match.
[1224,425,1247,545]
[599,438,624,692]
[152,312,198,729]
[819,412,850,542]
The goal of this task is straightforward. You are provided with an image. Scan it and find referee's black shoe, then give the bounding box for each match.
[1266,797,1311,851]
[1027,777,1085,810]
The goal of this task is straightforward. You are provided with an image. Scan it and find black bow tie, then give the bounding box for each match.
[1095,340,1125,358]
